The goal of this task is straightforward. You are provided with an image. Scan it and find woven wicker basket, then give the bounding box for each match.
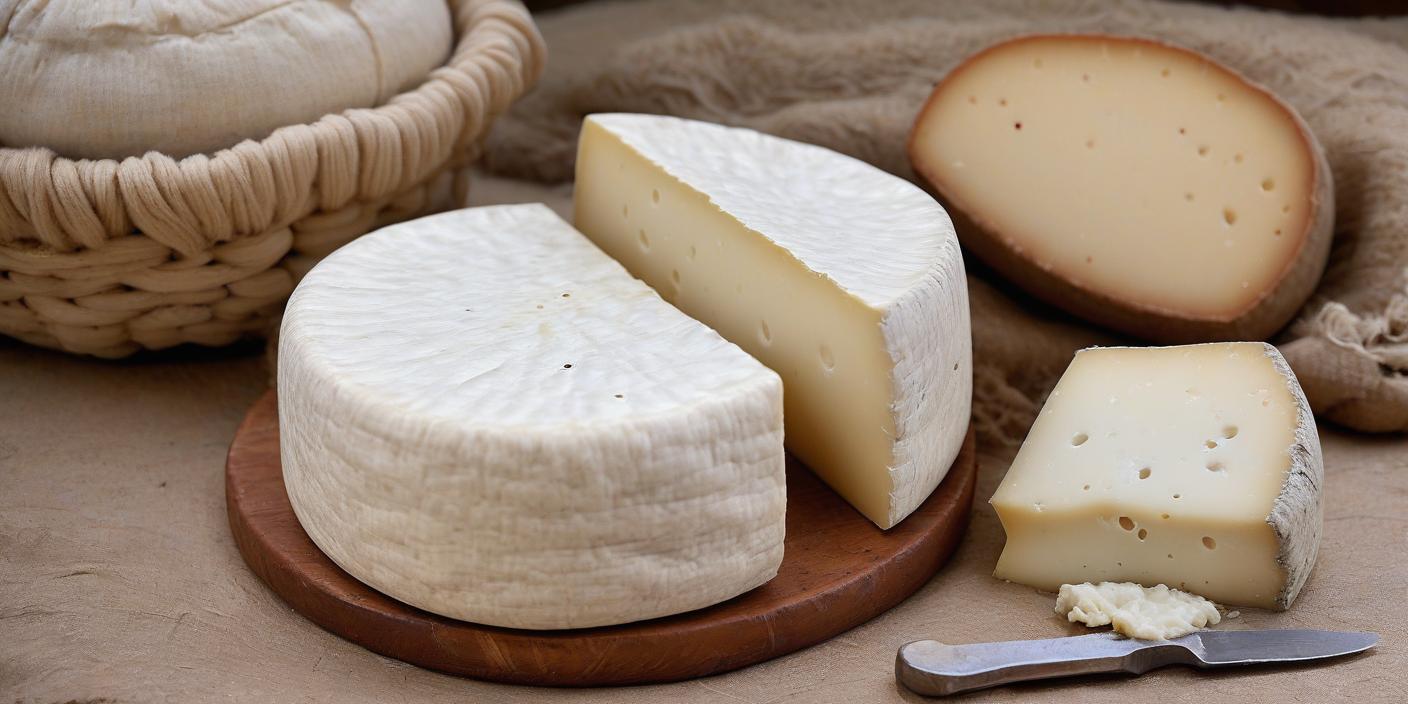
[0,0,544,358]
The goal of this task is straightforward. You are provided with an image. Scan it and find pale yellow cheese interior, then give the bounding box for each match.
[574,122,899,526]
[991,343,1297,608]
[913,37,1314,320]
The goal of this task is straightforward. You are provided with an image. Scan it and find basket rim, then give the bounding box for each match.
[0,0,545,256]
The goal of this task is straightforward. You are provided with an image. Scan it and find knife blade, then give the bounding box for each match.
[896,629,1378,697]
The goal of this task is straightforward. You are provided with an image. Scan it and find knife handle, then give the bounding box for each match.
[896,634,1194,696]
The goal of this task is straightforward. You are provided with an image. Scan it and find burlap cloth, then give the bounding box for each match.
[482,0,1408,439]
[5,1,1407,702]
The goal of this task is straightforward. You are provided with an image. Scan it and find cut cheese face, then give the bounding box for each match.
[278,204,787,630]
[574,114,971,529]
[991,343,1322,609]
[910,35,1331,340]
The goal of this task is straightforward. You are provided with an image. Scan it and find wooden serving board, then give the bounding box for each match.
[226,390,977,686]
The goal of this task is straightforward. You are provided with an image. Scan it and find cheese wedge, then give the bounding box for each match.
[990,343,1322,609]
[574,114,972,529]
[279,204,787,630]
[910,35,1333,342]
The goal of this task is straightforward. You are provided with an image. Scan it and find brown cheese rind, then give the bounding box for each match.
[909,34,1334,343]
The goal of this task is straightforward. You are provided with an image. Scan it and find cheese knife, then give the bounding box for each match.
[896,629,1378,696]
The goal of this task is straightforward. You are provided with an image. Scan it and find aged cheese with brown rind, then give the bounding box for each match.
[910,35,1333,342]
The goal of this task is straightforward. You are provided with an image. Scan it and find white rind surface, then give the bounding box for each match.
[1264,343,1323,609]
[586,114,971,528]
[879,241,972,527]
[278,204,787,630]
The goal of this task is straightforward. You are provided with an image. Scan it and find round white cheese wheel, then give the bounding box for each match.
[0,0,452,159]
[278,204,787,630]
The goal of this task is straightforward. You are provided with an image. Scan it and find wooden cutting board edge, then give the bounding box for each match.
[226,390,977,686]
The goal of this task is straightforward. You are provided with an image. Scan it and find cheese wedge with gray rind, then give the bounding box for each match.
[910,35,1333,343]
[991,342,1322,610]
[278,204,786,630]
[574,113,971,530]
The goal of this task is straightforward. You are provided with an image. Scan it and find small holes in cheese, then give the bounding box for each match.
[670,269,681,287]
[1137,528,1148,541]
[1223,208,1238,226]
[759,320,772,345]
[1138,467,1152,480]
[622,204,629,218]
[1205,439,1218,449]
[688,245,697,260]
[1202,537,1217,550]
[1118,516,1135,531]
[819,344,836,371]
[1198,145,1210,157]
[1206,461,1224,472]
[1071,432,1089,446]
[651,188,661,205]
[1222,425,1239,439]
[638,229,650,250]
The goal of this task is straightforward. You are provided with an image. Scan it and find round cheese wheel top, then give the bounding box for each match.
[0,0,453,159]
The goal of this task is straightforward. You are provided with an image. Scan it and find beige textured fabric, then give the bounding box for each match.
[0,0,545,358]
[4,337,1405,702]
[482,0,1408,436]
[0,0,454,160]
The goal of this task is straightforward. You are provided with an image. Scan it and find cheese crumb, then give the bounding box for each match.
[1056,582,1221,640]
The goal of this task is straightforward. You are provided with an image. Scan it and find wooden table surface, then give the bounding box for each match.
[3,333,1404,703]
